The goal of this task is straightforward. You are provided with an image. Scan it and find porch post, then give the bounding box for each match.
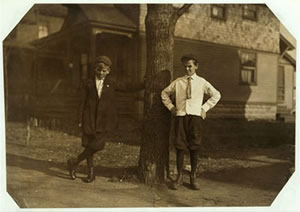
[89,28,97,78]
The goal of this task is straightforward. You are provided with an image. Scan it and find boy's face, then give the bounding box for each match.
[183,59,198,76]
[95,62,110,80]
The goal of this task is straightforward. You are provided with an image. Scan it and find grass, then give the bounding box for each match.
[6,121,295,182]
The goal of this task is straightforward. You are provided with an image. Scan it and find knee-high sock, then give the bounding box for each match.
[76,148,97,168]
[176,149,185,174]
[86,151,97,169]
[190,150,199,175]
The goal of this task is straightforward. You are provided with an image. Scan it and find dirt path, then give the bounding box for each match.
[4,122,293,208]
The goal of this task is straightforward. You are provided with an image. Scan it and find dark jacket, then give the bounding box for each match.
[78,76,143,135]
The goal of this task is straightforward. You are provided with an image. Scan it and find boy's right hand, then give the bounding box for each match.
[170,107,177,116]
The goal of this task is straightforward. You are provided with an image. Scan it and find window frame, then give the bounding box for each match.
[211,4,226,20]
[239,51,257,85]
[242,4,257,21]
[38,22,49,39]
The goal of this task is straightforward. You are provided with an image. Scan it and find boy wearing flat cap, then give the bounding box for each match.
[161,54,221,190]
[67,55,143,183]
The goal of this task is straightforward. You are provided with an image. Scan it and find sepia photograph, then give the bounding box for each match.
[1,0,299,211]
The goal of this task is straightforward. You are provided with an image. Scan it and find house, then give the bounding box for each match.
[4,4,67,121]
[168,4,296,121]
[277,24,296,122]
[3,4,296,130]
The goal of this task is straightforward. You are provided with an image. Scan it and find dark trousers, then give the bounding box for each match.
[174,115,202,176]
[174,115,202,151]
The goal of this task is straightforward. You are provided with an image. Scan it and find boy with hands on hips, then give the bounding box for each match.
[161,54,221,190]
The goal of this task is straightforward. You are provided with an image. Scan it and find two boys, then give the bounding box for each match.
[68,54,221,190]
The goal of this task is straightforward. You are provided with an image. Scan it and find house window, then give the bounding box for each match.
[239,51,257,85]
[277,65,285,102]
[211,4,226,20]
[38,23,49,39]
[242,5,257,21]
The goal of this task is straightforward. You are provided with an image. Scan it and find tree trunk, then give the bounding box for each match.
[138,4,192,185]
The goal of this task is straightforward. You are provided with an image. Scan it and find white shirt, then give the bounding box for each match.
[95,78,104,98]
[161,73,221,117]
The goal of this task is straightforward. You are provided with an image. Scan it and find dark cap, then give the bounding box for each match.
[95,56,112,67]
[180,54,198,63]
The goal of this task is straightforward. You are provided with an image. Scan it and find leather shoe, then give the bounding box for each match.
[171,173,183,190]
[84,168,95,183]
[67,159,77,180]
[190,174,200,190]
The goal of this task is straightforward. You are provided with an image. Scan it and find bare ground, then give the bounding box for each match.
[5,121,294,208]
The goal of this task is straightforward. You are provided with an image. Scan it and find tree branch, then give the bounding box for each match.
[175,4,193,20]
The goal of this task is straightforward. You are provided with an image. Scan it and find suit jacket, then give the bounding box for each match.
[78,75,144,135]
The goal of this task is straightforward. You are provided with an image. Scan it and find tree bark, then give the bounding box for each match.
[138,4,192,185]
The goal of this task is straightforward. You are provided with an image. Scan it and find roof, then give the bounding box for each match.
[280,23,296,66]
[79,4,137,30]
[3,40,36,50]
[284,51,296,67]
[280,24,296,48]
[32,4,137,48]
[35,4,68,17]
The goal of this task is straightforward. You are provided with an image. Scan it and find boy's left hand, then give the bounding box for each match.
[201,108,206,120]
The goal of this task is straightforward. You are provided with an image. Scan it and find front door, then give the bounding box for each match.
[95,32,132,80]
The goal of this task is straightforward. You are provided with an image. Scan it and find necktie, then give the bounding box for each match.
[97,80,104,98]
[187,76,192,99]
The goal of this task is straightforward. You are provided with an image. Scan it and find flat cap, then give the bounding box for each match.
[95,56,112,67]
[181,54,198,63]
